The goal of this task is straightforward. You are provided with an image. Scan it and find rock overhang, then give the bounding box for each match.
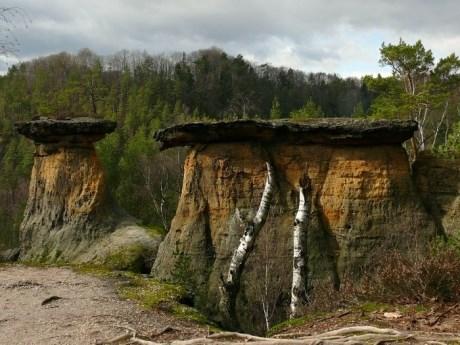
[154,118,418,150]
[14,117,116,143]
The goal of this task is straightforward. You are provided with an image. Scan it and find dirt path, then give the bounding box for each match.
[0,265,206,345]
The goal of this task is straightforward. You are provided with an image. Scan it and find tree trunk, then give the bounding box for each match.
[219,162,275,326]
[290,175,311,319]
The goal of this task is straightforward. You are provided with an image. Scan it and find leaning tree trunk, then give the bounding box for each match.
[219,162,275,327]
[290,175,311,319]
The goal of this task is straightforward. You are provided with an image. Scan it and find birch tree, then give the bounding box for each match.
[290,175,311,319]
[219,162,275,325]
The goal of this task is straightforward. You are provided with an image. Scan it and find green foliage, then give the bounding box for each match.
[364,75,407,119]
[268,312,326,336]
[75,266,214,325]
[366,38,460,151]
[171,304,210,324]
[118,275,187,309]
[436,120,460,156]
[358,301,390,313]
[0,47,392,248]
[351,102,366,118]
[170,251,195,296]
[96,131,122,188]
[0,136,33,249]
[379,39,434,77]
[104,244,147,272]
[269,97,282,119]
[289,99,324,120]
[114,126,157,224]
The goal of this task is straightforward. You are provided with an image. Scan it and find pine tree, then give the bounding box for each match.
[269,97,282,119]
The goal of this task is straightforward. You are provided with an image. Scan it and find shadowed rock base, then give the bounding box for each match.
[413,152,460,237]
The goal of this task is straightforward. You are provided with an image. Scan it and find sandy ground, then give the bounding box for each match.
[0,265,206,345]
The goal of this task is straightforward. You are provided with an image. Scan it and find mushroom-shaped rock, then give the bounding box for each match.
[151,118,437,333]
[154,118,418,150]
[15,118,161,271]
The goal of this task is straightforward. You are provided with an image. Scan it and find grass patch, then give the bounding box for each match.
[269,316,311,335]
[356,301,391,313]
[118,275,186,309]
[74,264,215,326]
[397,304,430,313]
[144,225,166,237]
[268,311,328,336]
[171,304,208,323]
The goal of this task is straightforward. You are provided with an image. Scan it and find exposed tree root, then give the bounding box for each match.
[98,325,460,345]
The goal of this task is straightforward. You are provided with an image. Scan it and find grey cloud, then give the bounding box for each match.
[6,0,460,75]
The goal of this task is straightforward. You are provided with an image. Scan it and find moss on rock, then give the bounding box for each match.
[104,244,148,272]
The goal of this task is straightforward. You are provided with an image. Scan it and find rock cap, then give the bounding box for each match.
[155,118,418,150]
[15,117,116,143]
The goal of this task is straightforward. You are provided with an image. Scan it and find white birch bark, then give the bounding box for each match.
[290,177,311,319]
[432,100,449,149]
[225,162,274,286]
[219,162,275,322]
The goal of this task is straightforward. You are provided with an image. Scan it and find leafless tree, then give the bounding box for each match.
[0,7,29,59]
[253,203,289,332]
[140,148,185,231]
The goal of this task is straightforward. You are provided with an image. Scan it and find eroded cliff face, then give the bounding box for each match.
[413,152,460,237]
[152,120,437,333]
[16,118,161,270]
[21,144,113,261]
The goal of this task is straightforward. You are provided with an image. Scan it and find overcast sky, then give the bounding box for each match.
[3,0,460,76]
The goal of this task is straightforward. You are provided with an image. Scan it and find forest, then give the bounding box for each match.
[1,39,460,249]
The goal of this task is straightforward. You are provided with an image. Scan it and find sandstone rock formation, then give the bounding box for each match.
[152,119,438,333]
[15,117,161,271]
[413,151,460,237]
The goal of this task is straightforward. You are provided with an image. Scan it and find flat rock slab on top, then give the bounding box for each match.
[15,117,116,143]
[155,118,418,150]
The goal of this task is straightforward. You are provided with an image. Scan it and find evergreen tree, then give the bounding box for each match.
[289,99,324,120]
[269,97,282,119]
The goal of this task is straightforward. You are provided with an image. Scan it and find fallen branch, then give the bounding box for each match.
[428,304,458,327]
[97,325,460,345]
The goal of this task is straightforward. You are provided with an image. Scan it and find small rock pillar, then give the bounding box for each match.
[15,117,117,262]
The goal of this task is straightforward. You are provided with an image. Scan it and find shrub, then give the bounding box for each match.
[361,239,460,303]
[303,236,460,313]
